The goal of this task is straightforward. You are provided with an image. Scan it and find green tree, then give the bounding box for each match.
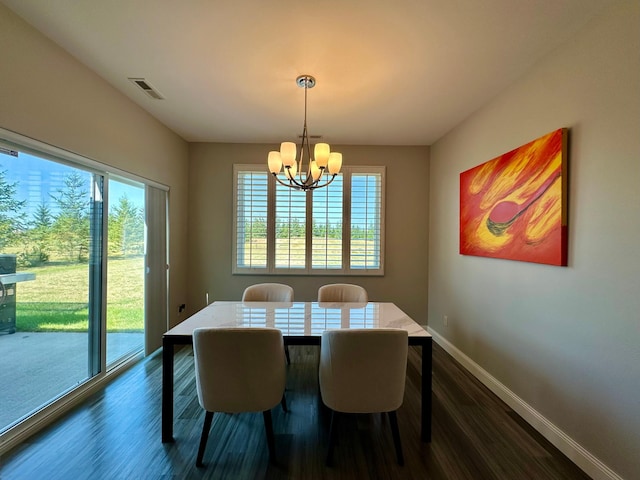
[291,219,305,238]
[0,167,26,250]
[276,219,287,239]
[351,225,364,240]
[312,222,343,239]
[329,222,342,239]
[244,218,266,241]
[109,194,144,256]
[313,223,327,238]
[50,172,90,262]
[251,217,267,240]
[20,203,53,265]
[276,219,305,239]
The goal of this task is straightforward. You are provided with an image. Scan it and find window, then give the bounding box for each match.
[233,164,385,275]
[106,178,145,366]
[0,128,168,439]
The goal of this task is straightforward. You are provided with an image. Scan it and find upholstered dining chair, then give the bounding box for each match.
[242,283,294,364]
[319,328,408,466]
[317,283,368,303]
[242,283,294,303]
[193,327,287,467]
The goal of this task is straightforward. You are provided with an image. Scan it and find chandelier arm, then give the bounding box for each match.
[272,171,304,189]
[300,122,309,186]
[272,172,337,191]
[288,168,306,188]
[307,173,337,190]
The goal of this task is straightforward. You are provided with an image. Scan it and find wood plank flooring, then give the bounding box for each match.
[0,343,592,479]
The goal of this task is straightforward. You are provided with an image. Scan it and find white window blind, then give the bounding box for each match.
[350,172,382,269]
[233,165,384,275]
[275,181,306,269]
[312,175,343,269]
[235,170,268,269]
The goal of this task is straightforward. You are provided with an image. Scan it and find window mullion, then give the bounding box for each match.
[305,189,313,273]
[88,173,105,377]
[267,170,276,272]
[342,170,352,273]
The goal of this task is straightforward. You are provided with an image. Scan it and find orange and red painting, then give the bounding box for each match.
[460,128,568,266]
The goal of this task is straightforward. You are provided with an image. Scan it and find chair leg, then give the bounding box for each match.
[263,409,277,463]
[281,393,288,413]
[196,411,214,467]
[326,410,338,466]
[285,345,291,365]
[388,411,404,466]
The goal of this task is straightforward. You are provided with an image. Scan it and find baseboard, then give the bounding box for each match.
[427,327,623,480]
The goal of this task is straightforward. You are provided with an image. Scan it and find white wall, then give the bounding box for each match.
[0,4,190,331]
[428,2,639,479]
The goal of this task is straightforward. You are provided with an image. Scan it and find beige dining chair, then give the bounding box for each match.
[242,283,294,364]
[317,283,368,303]
[193,327,287,467]
[242,283,294,303]
[319,328,408,466]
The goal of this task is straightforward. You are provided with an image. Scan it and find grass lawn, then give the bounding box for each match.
[241,238,379,267]
[15,256,144,332]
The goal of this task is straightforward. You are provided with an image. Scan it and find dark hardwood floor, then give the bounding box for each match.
[0,343,591,479]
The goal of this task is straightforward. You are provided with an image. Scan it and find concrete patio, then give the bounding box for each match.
[0,331,143,430]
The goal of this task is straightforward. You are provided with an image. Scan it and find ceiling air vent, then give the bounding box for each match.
[128,77,164,100]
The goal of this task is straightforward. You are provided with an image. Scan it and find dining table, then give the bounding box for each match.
[161,301,432,443]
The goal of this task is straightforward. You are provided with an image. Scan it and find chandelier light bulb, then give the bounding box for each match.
[268,151,282,173]
[328,152,342,174]
[314,143,330,168]
[280,142,297,167]
[310,161,322,181]
[287,160,298,179]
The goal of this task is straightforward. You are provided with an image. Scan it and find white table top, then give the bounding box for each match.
[165,301,430,338]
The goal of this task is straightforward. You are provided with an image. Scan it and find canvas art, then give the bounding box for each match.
[459,128,568,266]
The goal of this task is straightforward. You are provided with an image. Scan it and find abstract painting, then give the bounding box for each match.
[460,128,568,266]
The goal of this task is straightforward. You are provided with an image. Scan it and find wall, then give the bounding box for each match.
[428,2,639,479]
[187,143,429,322]
[0,4,189,332]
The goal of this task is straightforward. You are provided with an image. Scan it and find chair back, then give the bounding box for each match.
[193,327,286,413]
[317,283,368,303]
[242,283,294,302]
[319,329,408,413]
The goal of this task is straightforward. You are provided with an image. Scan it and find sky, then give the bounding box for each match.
[1,150,144,218]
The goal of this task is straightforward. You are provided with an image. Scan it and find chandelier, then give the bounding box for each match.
[267,75,342,191]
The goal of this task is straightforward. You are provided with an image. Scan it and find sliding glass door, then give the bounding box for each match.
[0,151,102,432]
[106,178,144,367]
[0,138,156,435]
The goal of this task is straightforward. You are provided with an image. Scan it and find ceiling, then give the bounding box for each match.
[2,0,614,145]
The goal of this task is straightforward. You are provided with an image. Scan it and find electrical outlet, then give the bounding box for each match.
[443,315,449,327]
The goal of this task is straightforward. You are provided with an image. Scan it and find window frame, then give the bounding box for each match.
[0,126,169,444]
[232,164,385,276]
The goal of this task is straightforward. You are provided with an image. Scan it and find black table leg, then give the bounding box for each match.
[421,338,433,442]
[162,337,175,443]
